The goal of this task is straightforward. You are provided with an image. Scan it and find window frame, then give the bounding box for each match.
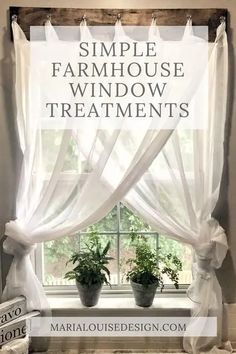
[34,201,190,295]
[35,130,195,296]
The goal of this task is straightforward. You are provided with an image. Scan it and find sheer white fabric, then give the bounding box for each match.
[72,19,229,353]
[123,22,229,353]
[3,19,229,354]
[3,21,176,311]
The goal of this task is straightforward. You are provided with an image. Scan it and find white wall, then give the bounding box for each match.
[0,0,236,304]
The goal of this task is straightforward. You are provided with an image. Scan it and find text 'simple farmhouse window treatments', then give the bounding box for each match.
[4,8,228,354]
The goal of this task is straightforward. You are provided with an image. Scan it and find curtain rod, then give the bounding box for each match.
[9,7,228,42]
[11,12,226,25]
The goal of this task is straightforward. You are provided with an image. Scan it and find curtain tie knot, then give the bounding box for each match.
[4,219,35,257]
[187,218,228,304]
[3,238,35,257]
[196,256,213,279]
[194,218,228,270]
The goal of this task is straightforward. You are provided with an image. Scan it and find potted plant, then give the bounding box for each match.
[65,229,113,307]
[126,233,182,307]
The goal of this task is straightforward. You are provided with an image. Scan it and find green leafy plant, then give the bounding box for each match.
[64,228,113,287]
[126,232,182,289]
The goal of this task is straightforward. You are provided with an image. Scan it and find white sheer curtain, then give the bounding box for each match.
[2,21,176,311]
[72,19,229,353]
[123,21,229,353]
[3,17,229,354]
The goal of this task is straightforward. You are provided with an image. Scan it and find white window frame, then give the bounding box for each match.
[34,199,190,296]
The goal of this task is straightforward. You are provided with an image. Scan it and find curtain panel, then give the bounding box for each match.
[123,22,229,353]
[2,18,229,354]
[3,20,176,310]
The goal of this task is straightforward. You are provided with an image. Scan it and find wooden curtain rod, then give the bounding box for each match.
[9,7,228,42]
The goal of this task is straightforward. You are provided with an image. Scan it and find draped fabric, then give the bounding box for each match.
[122,22,229,353]
[62,19,228,353]
[3,18,228,354]
[3,21,176,311]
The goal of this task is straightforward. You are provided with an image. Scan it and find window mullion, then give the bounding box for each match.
[156,232,159,271]
[117,203,121,286]
[156,232,159,254]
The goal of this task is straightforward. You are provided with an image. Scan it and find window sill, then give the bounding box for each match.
[48,296,192,316]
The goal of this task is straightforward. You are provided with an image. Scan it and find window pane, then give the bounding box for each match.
[41,130,92,174]
[43,235,80,286]
[120,204,151,232]
[82,206,118,232]
[80,233,118,285]
[120,233,157,285]
[41,130,63,173]
[44,233,118,286]
[42,206,192,288]
[159,235,192,284]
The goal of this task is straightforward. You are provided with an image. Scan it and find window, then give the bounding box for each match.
[35,130,193,292]
[35,202,192,291]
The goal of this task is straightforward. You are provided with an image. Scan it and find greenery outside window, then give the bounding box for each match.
[36,203,192,292]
